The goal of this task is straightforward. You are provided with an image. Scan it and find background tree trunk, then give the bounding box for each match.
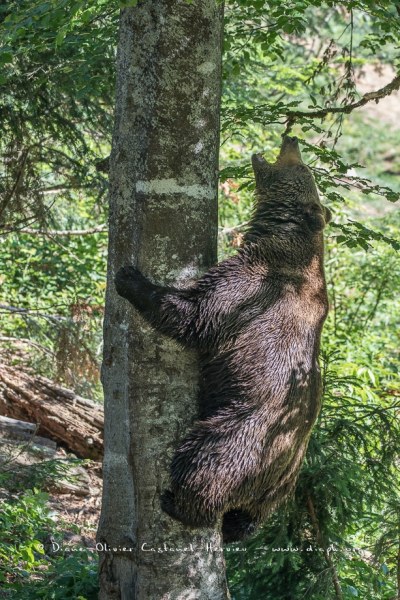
[97,2,229,599]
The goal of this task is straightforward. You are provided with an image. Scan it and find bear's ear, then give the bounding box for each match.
[304,206,327,232]
[323,206,332,224]
[251,154,272,188]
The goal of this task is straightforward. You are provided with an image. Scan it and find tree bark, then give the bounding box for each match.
[97,2,229,599]
[306,495,343,600]
[0,364,103,459]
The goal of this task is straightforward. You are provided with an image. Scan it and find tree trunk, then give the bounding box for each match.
[97,2,229,599]
[0,364,103,459]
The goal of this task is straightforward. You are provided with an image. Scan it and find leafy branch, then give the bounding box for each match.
[285,72,400,129]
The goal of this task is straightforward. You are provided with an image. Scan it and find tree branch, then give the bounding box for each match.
[0,304,67,321]
[287,73,400,122]
[0,336,54,357]
[3,225,107,236]
[307,494,344,600]
[218,221,249,236]
[0,148,29,222]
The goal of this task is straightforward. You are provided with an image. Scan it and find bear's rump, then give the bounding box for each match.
[172,396,316,502]
[225,433,311,520]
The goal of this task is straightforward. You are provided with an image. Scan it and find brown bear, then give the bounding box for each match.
[115,136,331,543]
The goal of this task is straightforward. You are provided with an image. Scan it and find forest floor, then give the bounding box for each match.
[0,440,103,553]
[46,456,102,551]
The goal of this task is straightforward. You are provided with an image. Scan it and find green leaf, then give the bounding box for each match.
[0,51,13,64]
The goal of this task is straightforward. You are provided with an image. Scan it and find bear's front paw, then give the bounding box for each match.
[115,265,147,300]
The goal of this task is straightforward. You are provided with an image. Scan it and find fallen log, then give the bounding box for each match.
[0,414,57,453]
[0,364,104,459]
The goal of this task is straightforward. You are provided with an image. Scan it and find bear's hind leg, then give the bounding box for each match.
[161,490,187,524]
[161,489,217,529]
[222,509,258,543]
[162,494,258,541]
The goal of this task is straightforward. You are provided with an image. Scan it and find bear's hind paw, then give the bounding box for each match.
[161,489,216,529]
[222,509,258,543]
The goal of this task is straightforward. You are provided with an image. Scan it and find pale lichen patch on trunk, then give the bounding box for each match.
[197,61,217,75]
[136,179,214,200]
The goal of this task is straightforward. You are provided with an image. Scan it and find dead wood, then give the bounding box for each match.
[0,364,103,459]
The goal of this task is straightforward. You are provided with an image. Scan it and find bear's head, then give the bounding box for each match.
[251,136,332,232]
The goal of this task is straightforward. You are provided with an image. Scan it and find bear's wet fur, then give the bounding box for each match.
[115,136,331,543]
